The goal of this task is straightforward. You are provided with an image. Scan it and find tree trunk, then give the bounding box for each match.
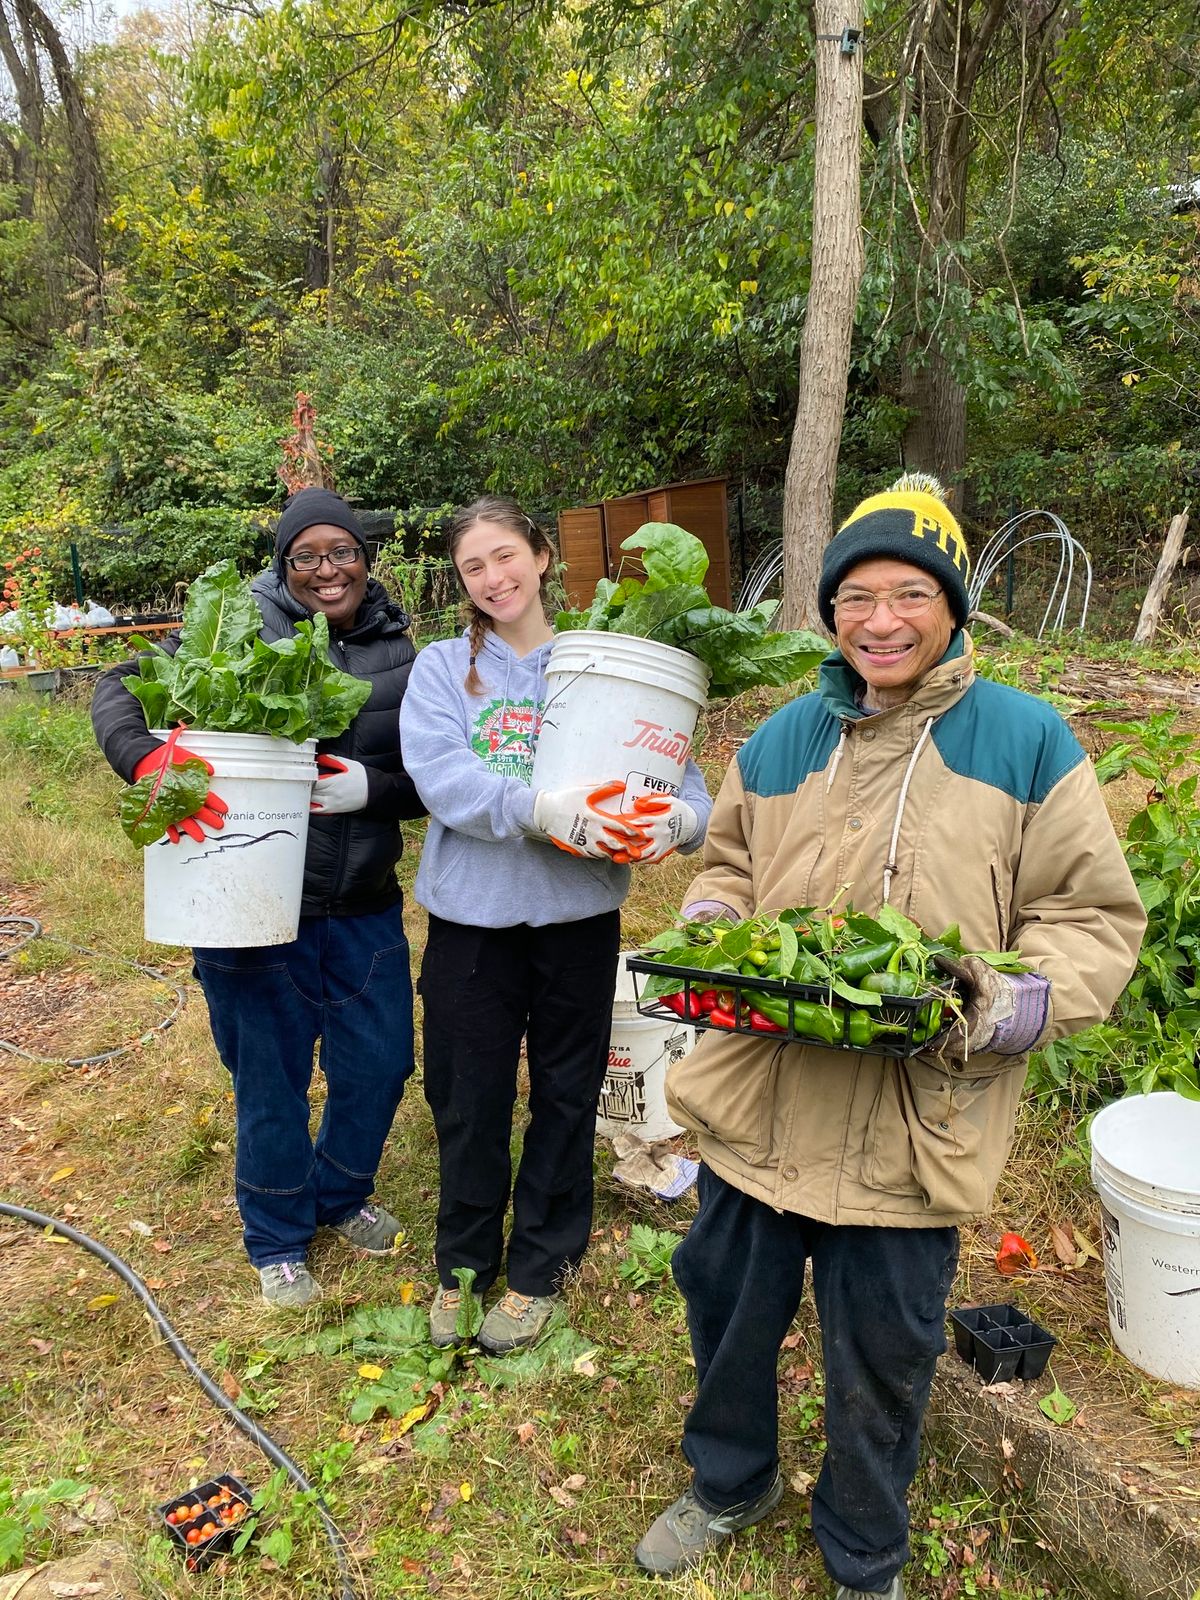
[779,0,864,631]
[1134,508,1191,644]
[14,0,104,331]
[899,0,1007,503]
[0,0,45,219]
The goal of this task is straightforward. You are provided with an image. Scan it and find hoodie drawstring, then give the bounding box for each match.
[882,716,935,904]
[826,723,850,791]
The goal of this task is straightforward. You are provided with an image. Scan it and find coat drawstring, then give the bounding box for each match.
[882,716,935,904]
[826,724,850,791]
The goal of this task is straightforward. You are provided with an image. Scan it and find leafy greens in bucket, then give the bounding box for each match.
[555,522,828,698]
[118,558,371,845]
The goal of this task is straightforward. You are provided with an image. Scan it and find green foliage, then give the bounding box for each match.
[75,507,273,605]
[556,522,828,696]
[618,1225,681,1289]
[0,1474,91,1573]
[125,559,370,750]
[1027,711,1200,1111]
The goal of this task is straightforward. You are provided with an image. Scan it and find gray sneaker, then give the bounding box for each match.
[330,1202,403,1255]
[834,1580,904,1600]
[259,1260,322,1309]
[477,1288,558,1353]
[429,1284,483,1348]
[634,1474,783,1575]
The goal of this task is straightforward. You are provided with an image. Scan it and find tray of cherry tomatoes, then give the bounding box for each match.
[159,1473,252,1570]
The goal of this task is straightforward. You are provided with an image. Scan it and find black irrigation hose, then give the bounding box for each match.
[0,915,186,1066]
[0,1201,359,1600]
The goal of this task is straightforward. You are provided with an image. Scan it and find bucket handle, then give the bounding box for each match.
[537,660,596,736]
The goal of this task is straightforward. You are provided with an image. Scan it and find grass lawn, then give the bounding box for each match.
[0,678,1181,1600]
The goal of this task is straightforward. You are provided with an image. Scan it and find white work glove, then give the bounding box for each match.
[680,900,739,924]
[934,953,1051,1056]
[311,753,370,814]
[598,794,700,865]
[532,780,628,858]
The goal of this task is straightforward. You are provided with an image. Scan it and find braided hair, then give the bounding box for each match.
[447,496,557,696]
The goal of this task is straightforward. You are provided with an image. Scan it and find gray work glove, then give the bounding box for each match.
[935,953,1051,1056]
[680,900,739,924]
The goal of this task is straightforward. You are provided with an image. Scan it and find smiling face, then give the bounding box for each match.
[283,522,368,630]
[833,556,952,706]
[452,518,550,635]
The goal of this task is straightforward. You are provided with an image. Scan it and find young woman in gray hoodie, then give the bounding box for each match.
[399,496,712,1353]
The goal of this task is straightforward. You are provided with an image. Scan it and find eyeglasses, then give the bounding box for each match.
[832,585,943,621]
[283,545,363,572]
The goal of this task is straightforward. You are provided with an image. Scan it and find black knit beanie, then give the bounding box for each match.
[273,488,369,565]
[818,477,971,631]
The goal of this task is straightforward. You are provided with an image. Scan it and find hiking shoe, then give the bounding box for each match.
[259,1260,322,1309]
[834,1580,904,1600]
[477,1289,558,1353]
[634,1473,783,1575]
[429,1284,483,1348]
[330,1202,403,1255]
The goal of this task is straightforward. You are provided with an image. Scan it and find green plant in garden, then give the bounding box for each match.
[0,1475,92,1572]
[618,1225,681,1290]
[1028,710,1200,1110]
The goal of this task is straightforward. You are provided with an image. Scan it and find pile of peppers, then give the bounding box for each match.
[635,904,1019,1056]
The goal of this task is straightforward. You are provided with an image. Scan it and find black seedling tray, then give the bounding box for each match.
[157,1473,253,1572]
[949,1303,1056,1383]
[626,954,954,1060]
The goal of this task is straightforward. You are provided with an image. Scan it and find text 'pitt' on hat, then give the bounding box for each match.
[818,473,971,631]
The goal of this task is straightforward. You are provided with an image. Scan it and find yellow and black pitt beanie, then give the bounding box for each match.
[817,474,971,631]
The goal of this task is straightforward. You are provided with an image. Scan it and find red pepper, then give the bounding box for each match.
[748,1009,785,1034]
[661,991,686,1017]
[707,1005,738,1029]
[696,989,720,1014]
[995,1231,1038,1275]
[715,989,736,1012]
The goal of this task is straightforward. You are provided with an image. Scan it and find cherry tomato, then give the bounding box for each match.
[165,1508,180,1525]
[186,1528,203,1544]
[201,1521,218,1537]
[207,1495,222,1508]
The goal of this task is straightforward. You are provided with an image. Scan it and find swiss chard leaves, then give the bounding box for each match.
[118,757,211,848]
[120,558,372,844]
[555,522,827,697]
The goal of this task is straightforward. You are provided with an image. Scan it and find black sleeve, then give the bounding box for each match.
[363,654,426,822]
[90,635,182,783]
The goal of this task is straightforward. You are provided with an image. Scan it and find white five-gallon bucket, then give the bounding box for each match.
[1090,1091,1200,1388]
[531,631,709,807]
[143,730,318,949]
[596,952,691,1143]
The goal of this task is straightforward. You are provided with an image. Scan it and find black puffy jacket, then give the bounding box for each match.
[91,570,425,918]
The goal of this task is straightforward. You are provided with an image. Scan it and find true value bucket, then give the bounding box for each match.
[1090,1090,1200,1388]
[531,631,709,808]
[596,952,691,1144]
[143,729,318,949]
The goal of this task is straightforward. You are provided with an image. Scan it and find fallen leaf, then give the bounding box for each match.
[220,1371,241,1401]
[789,1468,814,1494]
[516,1421,537,1446]
[401,1558,424,1574]
[549,1485,576,1508]
[1071,1225,1101,1263]
[163,1105,184,1116]
[128,1219,154,1238]
[781,1332,803,1351]
[28,1337,53,1356]
[48,1584,104,1596]
[572,1355,597,1377]
[152,1238,172,1254]
[86,1293,119,1310]
[48,1166,75,1182]
[451,1553,473,1575]
[459,1482,472,1501]
[563,1526,589,1546]
[398,1280,414,1305]
[358,1363,385,1381]
[1048,1222,1076,1266]
[562,1474,586,1491]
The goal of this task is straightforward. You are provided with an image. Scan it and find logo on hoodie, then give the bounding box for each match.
[472,698,542,780]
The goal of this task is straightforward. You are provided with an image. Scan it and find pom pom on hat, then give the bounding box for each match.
[818,473,971,631]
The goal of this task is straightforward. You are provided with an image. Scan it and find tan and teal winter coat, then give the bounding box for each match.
[665,634,1145,1227]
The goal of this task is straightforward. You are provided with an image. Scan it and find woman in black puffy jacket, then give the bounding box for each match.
[92,488,425,1307]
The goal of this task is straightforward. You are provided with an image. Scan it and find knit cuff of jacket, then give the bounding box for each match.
[817,474,971,631]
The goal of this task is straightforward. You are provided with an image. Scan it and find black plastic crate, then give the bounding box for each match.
[625,954,953,1060]
[157,1473,253,1572]
[949,1304,1056,1383]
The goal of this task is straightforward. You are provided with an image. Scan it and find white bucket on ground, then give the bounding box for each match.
[596,952,691,1143]
[532,630,709,807]
[143,729,318,949]
[1090,1091,1200,1388]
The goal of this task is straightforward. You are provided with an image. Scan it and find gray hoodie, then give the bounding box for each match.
[399,629,712,929]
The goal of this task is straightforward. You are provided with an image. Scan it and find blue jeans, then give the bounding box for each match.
[673,1164,959,1593]
[193,905,415,1268]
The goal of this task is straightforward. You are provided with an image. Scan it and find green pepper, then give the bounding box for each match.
[837,939,900,982]
[860,970,920,996]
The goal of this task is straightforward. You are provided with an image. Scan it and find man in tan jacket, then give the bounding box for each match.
[634,478,1145,1598]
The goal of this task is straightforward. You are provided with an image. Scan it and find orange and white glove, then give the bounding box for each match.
[311,753,369,814]
[533,780,630,858]
[132,736,229,846]
[598,794,700,865]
